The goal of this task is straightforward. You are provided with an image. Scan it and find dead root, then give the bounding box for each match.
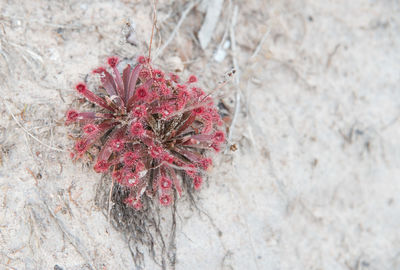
[95,175,187,270]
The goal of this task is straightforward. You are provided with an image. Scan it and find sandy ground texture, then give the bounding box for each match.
[1,0,400,269]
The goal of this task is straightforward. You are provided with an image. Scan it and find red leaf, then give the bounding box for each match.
[126,64,141,101]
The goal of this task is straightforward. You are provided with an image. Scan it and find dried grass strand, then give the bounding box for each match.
[227,5,240,144]
[154,0,200,60]
[4,101,66,152]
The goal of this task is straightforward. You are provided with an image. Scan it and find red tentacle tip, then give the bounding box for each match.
[75,83,87,93]
[125,174,139,187]
[135,86,149,100]
[159,194,172,206]
[169,73,179,83]
[150,146,163,159]
[124,151,138,166]
[139,69,151,79]
[193,106,205,115]
[124,196,142,210]
[187,75,197,84]
[130,122,145,136]
[110,139,125,152]
[94,160,110,173]
[193,176,203,190]
[107,56,119,68]
[160,177,172,190]
[92,67,106,74]
[132,200,143,210]
[138,56,149,64]
[83,124,98,134]
[66,109,79,122]
[132,105,147,118]
[75,140,87,153]
[200,158,213,170]
[213,131,225,144]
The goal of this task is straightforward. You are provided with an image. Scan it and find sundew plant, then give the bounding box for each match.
[66,56,225,210]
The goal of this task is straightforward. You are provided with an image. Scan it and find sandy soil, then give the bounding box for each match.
[1,0,400,269]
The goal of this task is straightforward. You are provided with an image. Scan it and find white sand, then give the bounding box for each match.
[1,0,400,269]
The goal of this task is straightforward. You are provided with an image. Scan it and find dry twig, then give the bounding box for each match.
[227,5,240,144]
[198,0,224,49]
[43,198,97,270]
[154,0,200,60]
[251,29,270,59]
[3,101,65,152]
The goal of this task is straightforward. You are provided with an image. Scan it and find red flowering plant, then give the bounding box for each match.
[66,56,225,210]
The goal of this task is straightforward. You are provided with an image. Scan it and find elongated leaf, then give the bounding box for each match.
[162,114,183,140]
[166,165,182,197]
[79,89,115,112]
[173,146,203,162]
[127,78,153,109]
[126,64,141,101]
[174,112,196,137]
[122,64,132,103]
[97,126,126,162]
[113,66,125,102]
[188,134,213,141]
[101,71,117,97]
